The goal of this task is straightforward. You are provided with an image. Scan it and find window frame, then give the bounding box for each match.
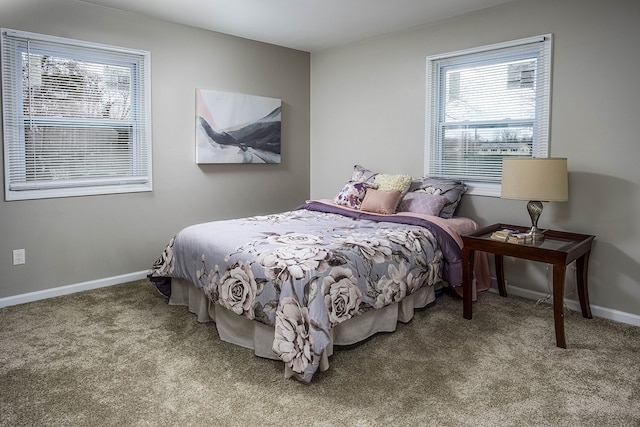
[1,28,152,201]
[425,34,553,197]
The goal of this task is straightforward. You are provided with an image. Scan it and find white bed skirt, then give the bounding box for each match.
[169,278,436,376]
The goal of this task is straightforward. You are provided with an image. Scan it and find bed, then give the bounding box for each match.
[148,168,490,382]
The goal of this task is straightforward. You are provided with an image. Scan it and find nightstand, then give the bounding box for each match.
[461,223,595,348]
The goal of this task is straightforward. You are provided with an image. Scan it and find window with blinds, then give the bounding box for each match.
[425,35,552,197]
[1,29,152,201]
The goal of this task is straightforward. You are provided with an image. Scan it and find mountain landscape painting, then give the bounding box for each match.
[196,89,282,164]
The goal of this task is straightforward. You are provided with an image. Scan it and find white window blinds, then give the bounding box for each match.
[425,35,552,196]
[1,29,152,200]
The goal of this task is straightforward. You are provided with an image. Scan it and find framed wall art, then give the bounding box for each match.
[196,89,282,164]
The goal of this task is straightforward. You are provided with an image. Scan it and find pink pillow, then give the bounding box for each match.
[360,189,402,215]
[397,192,448,216]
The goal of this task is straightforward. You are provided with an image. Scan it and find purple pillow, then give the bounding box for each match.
[397,192,448,217]
[334,180,378,209]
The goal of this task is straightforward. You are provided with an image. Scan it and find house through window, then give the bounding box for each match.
[1,28,152,201]
[425,35,552,196]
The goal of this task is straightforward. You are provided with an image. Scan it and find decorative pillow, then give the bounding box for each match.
[334,180,378,209]
[360,189,402,215]
[409,178,467,218]
[351,164,378,183]
[373,173,412,197]
[397,192,449,216]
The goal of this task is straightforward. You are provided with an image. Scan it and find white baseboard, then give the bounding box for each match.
[0,271,149,308]
[489,282,640,327]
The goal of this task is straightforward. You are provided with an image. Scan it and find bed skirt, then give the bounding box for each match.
[169,278,437,377]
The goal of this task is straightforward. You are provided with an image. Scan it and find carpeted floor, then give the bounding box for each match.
[1,280,639,426]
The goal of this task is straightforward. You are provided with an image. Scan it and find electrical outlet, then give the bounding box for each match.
[13,249,25,265]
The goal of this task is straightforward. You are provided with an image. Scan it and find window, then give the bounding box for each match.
[425,35,552,196]
[1,29,151,201]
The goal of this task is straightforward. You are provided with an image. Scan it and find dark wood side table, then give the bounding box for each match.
[461,223,595,348]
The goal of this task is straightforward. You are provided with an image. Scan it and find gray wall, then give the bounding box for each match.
[0,0,310,298]
[311,0,640,317]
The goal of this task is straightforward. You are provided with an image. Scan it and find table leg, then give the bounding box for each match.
[553,263,567,348]
[495,254,507,297]
[463,247,474,319]
[576,252,593,319]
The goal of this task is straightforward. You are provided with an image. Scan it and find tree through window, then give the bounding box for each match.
[425,35,552,196]
[2,29,151,200]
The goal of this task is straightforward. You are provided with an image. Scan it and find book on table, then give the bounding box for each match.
[490,229,532,244]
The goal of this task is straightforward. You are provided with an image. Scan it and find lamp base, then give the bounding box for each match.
[526,200,545,243]
[525,225,545,244]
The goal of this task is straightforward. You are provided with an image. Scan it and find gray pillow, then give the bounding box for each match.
[408,178,467,218]
[351,164,378,183]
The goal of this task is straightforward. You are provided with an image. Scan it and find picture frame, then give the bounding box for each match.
[196,89,282,164]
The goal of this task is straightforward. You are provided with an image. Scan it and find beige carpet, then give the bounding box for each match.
[1,280,639,426]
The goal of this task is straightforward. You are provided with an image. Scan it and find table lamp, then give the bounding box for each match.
[500,157,568,243]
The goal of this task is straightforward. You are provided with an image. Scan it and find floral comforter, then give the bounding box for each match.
[148,201,463,382]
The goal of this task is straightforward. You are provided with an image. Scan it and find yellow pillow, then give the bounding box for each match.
[373,174,412,196]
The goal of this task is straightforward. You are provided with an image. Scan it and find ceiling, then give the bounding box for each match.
[78,0,513,52]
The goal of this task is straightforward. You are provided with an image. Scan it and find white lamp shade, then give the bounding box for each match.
[501,158,568,202]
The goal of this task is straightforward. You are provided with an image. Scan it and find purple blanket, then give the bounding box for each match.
[298,201,463,286]
[149,203,460,382]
